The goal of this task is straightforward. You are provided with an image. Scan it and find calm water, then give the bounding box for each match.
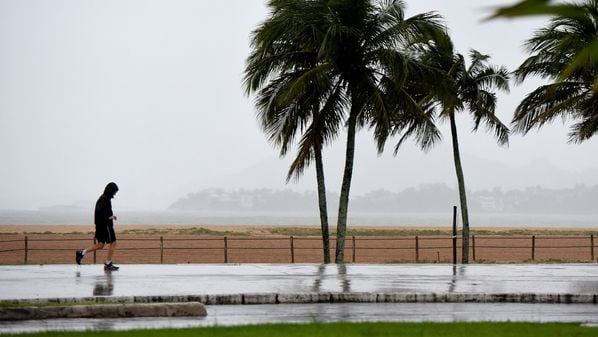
[0,210,595,228]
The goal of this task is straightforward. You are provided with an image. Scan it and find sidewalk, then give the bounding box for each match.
[1,263,597,333]
[1,263,597,303]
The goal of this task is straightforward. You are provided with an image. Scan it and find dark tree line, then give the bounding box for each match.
[170,185,598,214]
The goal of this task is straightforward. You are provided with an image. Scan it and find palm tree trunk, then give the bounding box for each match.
[449,113,470,264]
[335,113,357,263]
[314,145,331,264]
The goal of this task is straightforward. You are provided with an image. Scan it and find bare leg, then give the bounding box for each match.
[76,242,104,264]
[106,241,117,262]
[84,242,105,254]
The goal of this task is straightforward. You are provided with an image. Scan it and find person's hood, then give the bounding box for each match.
[104,182,119,198]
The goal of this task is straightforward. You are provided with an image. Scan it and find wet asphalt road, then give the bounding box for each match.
[1,303,598,333]
[1,263,597,300]
[1,263,597,333]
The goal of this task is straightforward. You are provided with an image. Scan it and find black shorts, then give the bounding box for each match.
[96,225,116,244]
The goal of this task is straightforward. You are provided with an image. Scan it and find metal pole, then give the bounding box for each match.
[24,236,28,265]
[591,234,594,261]
[532,235,536,261]
[452,206,457,264]
[93,238,97,264]
[160,236,164,264]
[290,236,295,263]
[472,235,476,261]
[415,236,419,262]
[352,236,356,263]
[224,236,228,263]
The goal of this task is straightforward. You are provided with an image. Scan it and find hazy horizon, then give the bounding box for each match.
[1,0,597,212]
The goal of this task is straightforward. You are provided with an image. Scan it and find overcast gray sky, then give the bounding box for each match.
[1,0,597,211]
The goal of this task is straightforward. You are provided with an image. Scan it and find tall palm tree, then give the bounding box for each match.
[418,39,510,263]
[315,0,446,263]
[245,0,445,263]
[244,0,344,263]
[511,0,598,143]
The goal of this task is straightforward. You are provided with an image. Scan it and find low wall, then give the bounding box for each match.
[0,302,206,321]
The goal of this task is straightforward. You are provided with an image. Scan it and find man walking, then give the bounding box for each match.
[76,182,120,271]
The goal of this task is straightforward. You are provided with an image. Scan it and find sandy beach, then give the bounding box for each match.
[0,224,596,265]
[1,224,595,234]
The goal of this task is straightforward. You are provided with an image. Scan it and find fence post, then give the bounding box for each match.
[352,236,356,263]
[290,236,295,263]
[591,234,594,261]
[452,206,457,264]
[532,235,536,261]
[415,236,419,263]
[160,236,164,264]
[24,236,28,265]
[93,238,97,264]
[472,235,476,261]
[224,236,228,263]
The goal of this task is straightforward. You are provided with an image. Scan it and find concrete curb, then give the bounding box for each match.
[3,292,597,308]
[0,302,207,321]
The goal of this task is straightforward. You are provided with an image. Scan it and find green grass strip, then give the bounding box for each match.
[1,322,597,337]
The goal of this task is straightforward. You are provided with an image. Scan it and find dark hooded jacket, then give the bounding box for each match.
[95,182,119,228]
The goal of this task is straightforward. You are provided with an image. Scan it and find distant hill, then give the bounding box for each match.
[185,151,598,197]
[169,184,598,214]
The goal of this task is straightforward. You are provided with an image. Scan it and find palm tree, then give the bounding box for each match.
[512,0,598,143]
[245,0,445,263]
[244,0,343,263]
[491,0,598,89]
[418,40,510,263]
[315,0,446,263]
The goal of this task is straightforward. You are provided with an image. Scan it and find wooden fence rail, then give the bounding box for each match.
[0,234,596,264]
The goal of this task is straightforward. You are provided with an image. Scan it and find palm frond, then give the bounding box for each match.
[470,90,510,146]
[561,38,598,83]
[390,92,442,154]
[569,115,598,142]
[512,81,587,133]
[513,0,598,86]
[488,0,587,19]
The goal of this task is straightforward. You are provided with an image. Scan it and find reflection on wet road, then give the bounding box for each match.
[2,303,598,333]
